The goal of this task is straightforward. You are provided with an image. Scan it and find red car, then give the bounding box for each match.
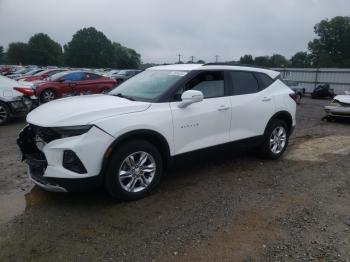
[33,71,117,102]
[16,68,68,82]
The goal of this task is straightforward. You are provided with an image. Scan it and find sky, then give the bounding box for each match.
[0,0,349,64]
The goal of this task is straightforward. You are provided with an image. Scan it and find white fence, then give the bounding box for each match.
[272,68,350,95]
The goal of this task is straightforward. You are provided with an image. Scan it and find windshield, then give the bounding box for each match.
[117,70,128,75]
[109,70,188,102]
[48,71,69,81]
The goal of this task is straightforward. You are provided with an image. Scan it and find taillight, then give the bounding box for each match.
[14,87,35,97]
[289,93,297,103]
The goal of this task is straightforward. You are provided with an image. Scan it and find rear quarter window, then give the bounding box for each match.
[255,73,274,90]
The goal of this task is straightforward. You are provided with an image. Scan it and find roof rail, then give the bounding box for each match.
[203,62,271,70]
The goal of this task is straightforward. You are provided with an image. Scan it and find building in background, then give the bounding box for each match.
[273,68,350,95]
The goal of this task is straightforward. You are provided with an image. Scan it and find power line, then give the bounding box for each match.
[215,55,220,63]
[190,56,195,63]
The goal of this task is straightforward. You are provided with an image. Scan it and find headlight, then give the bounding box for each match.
[52,125,93,138]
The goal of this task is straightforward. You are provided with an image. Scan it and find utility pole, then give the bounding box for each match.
[215,55,219,63]
[178,54,182,63]
[190,56,195,63]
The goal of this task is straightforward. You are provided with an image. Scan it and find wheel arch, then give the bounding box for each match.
[265,111,293,135]
[100,129,171,176]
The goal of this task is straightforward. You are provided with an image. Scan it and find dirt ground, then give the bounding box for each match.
[0,97,349,262]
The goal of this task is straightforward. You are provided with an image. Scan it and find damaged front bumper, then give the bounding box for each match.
[325,101,350,118]
[8,96,39,117]
[17,124,113,192]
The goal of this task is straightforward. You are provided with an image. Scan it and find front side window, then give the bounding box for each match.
[229,71,259,95]
[176,71,224,100]
[63,72,84,81]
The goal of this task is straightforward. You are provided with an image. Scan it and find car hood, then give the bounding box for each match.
[334,95,350,105]
[27,94,151,127]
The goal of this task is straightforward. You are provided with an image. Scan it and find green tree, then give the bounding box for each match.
[254,56,270,67]
[269,54,288,67]
[239,54,254,65]
[27,33,63,66]
[308,16,350,67]
[197,59,205,64]
[290,51,311,68]
[112,42,141,69]
[64,27,115,68]
[6,42,29,65]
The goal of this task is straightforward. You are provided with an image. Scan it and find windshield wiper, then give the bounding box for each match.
[112,93,135,101]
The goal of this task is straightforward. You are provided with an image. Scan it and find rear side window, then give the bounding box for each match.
[177,71,225,99]
[84,73,101,80]
[229,71,259,95]
[255,73,274,90]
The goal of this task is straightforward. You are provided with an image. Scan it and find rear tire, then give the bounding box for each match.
[0,102,10,125]
[105,140,163,200]
[259,119,289,159]
[40,89,56,103]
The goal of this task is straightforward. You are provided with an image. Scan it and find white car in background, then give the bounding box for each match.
[18,64,296,200]
[0,75,37,125]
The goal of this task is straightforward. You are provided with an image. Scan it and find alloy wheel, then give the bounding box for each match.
[270,126,287,154]
[118,151,156,193]
[41,90,55,102]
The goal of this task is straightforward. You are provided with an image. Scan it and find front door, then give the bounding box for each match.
[170,71,231,155]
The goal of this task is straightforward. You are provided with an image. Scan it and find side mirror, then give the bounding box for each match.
[178,90,204,108]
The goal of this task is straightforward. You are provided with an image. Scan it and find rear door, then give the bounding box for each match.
[170,71,232,155]
[78,73,104,94]
[228,71,275,141]
[60,72,85,97]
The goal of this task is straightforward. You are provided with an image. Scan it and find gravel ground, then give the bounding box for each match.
[0,97,349,261]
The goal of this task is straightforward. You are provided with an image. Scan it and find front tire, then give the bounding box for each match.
[105,140,163,200]
[260,119,289,159]
[0,102,10,125]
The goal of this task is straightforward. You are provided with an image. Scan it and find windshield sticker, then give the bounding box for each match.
[169,71,188,77]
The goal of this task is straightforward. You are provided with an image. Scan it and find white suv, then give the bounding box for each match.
[18,64,296,200]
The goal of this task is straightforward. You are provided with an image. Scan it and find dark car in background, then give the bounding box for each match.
[283,80,305,104]
[311,84,335,99]
[34,71,117,102]
[111,69,141,84]
[17,68,68,82]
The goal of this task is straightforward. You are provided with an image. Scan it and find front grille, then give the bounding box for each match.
[17,125,48,178]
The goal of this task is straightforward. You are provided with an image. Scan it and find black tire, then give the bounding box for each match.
[40,89,56,103]
[259,119,289,160]
[105,140,163,200]
[0,102,11,125]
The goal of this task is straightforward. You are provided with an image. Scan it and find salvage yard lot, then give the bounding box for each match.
[0,97,350,261]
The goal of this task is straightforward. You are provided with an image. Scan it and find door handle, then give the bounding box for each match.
[218,105,230,111]
[262,96,272,102]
